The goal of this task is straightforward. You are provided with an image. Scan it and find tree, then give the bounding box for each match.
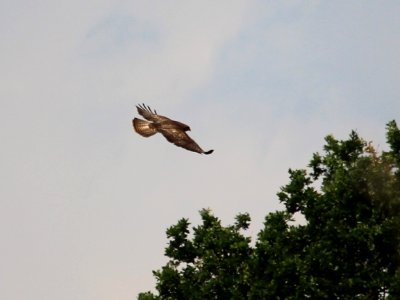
[138,121,400,299]
[139,209,252,300]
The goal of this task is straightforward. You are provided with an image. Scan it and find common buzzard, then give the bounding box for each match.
[132,104,214,155]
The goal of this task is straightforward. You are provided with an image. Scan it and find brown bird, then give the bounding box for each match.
[132,104,214,155]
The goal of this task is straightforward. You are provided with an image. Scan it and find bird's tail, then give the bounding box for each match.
[132,118,157,137]
[203,149,214,155]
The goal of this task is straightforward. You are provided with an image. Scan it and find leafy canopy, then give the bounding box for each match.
[139,121,400,299]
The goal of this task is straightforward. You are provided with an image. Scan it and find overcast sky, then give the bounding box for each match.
[1,1,399,299]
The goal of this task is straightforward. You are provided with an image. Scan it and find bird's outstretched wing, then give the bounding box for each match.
[136,104,169,123]
[160,128,213,155]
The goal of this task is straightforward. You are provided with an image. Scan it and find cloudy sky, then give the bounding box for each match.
[1,1,399,299]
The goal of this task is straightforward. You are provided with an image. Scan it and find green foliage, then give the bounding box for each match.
[139,209,252,299]
[139,121,400,299]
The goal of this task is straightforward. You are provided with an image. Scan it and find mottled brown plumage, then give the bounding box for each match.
[132,104,213,155]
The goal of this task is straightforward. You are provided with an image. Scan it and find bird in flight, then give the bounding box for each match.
[132,104,214,155]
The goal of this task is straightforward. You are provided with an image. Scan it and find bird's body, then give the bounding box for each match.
[132,104,213,155]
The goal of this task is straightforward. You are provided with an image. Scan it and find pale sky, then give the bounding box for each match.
[1,1,399,299]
